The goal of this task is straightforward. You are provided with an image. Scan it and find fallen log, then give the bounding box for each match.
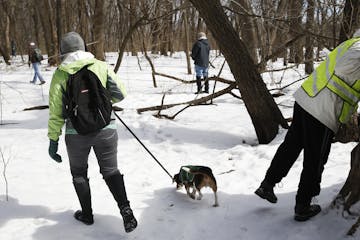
[23,105,124,111]
[137,82,237,114]
[153,73,235,85]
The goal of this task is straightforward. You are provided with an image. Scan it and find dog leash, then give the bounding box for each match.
[114,111,174,180]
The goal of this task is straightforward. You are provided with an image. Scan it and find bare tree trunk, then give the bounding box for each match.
[168,1,175,55]
[254,0,288,70]
[257,1,271,69]
[288,0,304,64]
[305,0,315,74]
[93,0,105,60]
[114,17,144,73]
[339,0,360,44]
[332,0,337,49]
[159,1,173,56]
[14,2,27,59]
[0,47,10,65]
[78,0,87,37]
[316,0,325,60]
[334,114,360,143]
[129,0,137,56]
[29,0,41,48]
[56,0,63,63]
[142,36,157,88]
[37,0,58,66]
[2,0,16,63]
[184,1,192,75]
[0,5,11,65]
[189,0,288,144]
[332,143,360,235]
[231,0,259,63]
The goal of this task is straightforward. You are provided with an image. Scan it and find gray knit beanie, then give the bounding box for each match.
[60,32,85,55]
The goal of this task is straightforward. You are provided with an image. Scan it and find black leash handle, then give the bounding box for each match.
[113,111,173,180]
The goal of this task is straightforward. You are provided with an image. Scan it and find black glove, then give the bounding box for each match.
[48,139,62,163]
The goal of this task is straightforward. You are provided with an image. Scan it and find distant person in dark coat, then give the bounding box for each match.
[28,42,45,85]
[191,32,210,94]
[11,40,16,57]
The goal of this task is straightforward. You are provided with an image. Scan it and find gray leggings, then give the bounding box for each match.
[65,128,120,180]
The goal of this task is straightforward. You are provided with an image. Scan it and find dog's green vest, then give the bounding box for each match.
[179,166,203,183]
[301,37,360,123]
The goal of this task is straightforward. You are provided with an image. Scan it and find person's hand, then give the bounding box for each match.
[48,139,62,163]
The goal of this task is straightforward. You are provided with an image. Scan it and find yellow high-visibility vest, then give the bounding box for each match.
[301,37,360,123]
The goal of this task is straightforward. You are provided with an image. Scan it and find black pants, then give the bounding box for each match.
[264,102,334,205]
[65,128,120,180]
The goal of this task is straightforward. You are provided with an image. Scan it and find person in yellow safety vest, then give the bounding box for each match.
[255,28,360,222]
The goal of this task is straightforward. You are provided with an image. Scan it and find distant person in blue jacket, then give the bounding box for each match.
[191,32,210,94]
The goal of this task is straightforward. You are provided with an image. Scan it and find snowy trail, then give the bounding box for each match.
[0,53,358,239]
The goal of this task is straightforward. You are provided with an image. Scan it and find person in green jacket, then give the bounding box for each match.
[47,32,137,233]
[255,28,360,222]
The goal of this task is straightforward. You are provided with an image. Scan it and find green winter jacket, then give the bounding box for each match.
[48,51,126,141]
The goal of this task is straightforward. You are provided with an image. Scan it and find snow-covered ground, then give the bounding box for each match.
[0,52,358,240]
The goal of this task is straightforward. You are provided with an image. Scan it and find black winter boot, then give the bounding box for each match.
[74,210,94,225]
[73,178,94,225]
[294,204,321,221]
[120,205,138,233]
[105,172,137,233]
[204,77,209,93]
[195,76,202,94]
[255,180,277,204]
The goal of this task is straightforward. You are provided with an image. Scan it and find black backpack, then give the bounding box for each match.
[64,65,113,135]
[34,48,43,62]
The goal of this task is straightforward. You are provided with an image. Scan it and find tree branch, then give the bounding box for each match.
[137,82,237,114]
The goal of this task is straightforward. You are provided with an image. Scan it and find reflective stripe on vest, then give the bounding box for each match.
[301,37,360,123]
[327,74,360,123]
